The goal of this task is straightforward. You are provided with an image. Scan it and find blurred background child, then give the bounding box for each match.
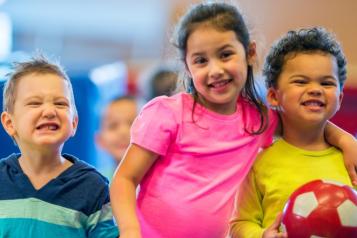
[137,65,179,108]
[96,95,138,178]
[146,66,178,100]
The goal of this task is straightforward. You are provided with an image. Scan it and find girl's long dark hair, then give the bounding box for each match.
[173,2,268,134]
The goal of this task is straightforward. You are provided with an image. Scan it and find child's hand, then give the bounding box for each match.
[343,141,357,186]
[262,213,288,238]
[324,122,357,186]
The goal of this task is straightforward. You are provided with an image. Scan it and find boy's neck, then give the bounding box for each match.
[282,124,330,151]
[18,149,73,190]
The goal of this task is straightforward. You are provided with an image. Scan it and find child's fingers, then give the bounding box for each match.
[346,162,357,186]
[263,213,286,238]
[269,212,283,229]
[276,233,288,238]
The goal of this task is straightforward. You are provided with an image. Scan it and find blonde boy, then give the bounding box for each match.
[0,55,118,238]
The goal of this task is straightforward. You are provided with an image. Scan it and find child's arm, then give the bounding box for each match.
[262,213,287,238]
[87,190,119,238]
[230,170,287,238]
[110,144,158,238]
[230,170,266,238]
[325,121,357,185]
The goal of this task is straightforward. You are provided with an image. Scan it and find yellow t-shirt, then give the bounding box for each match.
[230,139,353,238]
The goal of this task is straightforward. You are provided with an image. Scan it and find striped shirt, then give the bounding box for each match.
[0,153,119,238]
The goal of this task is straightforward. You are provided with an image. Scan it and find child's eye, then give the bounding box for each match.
[193,56,207,65]
[220,51,233,59]
[321,81,337,87]
[106,122,119,130]
[55,101,69,107]
[293,79,307,85]
[27,101,41,106]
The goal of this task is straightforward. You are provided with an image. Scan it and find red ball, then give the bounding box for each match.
[281,179,357,238]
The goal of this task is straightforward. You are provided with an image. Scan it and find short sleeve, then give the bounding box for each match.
[261,109,278,148]
[86,173,119,238]
[131,97,178,156]
[87,202,119,238]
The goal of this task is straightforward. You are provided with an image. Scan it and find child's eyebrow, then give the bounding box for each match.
[23,96,70,103]
[289,74,338,80]
[54,96,70,101]
[189,51,205,58]
[23,96,42,101]
[218,44,234,51]
[321,75,338,80]
[189,44,234,57]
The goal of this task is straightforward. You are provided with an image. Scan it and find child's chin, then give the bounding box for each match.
[114,152,125,161]
[36,137,67,147]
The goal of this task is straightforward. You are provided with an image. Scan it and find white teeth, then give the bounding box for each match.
[48,125,57,130]
[307,102,320,106]
[211,80,229,88]
[36,125,57,130]
[305,102,322,106]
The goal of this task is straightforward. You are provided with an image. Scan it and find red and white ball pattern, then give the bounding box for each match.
[281,179,357,238]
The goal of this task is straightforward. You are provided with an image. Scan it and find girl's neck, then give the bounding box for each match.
[195,93,238,115]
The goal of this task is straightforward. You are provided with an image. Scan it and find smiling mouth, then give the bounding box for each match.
[208,79,233,88]
[301,100,325,107]
[36,124,59,131]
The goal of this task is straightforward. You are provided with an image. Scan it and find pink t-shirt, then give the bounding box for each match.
[131,93,277,238]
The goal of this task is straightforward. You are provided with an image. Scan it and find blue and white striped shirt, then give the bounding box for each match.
[0,153,119,238]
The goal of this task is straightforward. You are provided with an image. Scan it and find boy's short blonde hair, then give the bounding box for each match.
[2,54,78,117]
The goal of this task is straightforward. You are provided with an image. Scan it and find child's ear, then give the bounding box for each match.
[184,62,192,78]
[1,112,16,137]
[337,92,344,111]
[95,132,111,152]
[71,116,79,137]
[247,41,257,66]
[94,132,105,149]
[267,87,280,108]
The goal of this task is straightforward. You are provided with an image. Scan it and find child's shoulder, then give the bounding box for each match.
[0,153,20,169]
[254,139,285,164]
[143,92,190,109]
[139,92,192,118]
[62,154,109,186]
[59,154,110,214]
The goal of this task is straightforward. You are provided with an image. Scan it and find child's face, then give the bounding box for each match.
[268,52,343,128]
[96,99,137,163]
[1,73,78,152]
[185,25,255,115]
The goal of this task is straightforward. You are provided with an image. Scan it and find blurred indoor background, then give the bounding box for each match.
[1,0,356,173]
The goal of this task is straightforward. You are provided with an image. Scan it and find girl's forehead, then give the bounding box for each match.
[187,27,241,49]
[189,20,245,40]
[190,23,234,37]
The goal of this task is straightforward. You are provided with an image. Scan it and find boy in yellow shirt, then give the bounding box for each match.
[230,27,355,238]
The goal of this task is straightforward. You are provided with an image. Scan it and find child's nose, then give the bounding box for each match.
[307,84,323,96]
[209,61,224,79]
[119,124,131,135]
[42,105,57,118]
